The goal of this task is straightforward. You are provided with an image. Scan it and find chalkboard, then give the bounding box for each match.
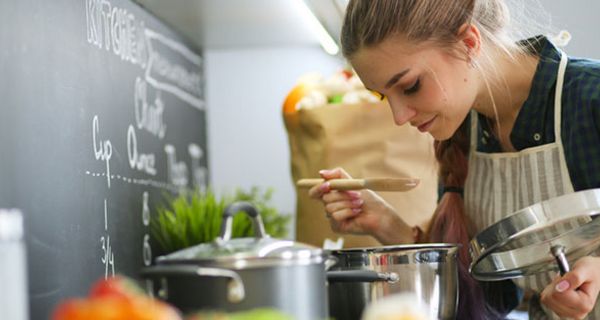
[0,0,207,318]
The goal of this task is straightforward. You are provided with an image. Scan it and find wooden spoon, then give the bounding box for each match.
[296,178,419,192]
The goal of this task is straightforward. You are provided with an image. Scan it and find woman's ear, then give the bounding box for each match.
[457,23,482,62]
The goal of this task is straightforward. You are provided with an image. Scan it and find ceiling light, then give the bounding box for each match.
[294,0,340,56]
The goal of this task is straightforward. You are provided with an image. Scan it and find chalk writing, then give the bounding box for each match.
[188,144,208,191]
[82,1,206,287]
[92,116,113,188]
[145,29,204,110]
[141,191,152,266]
[85,0,147,67]
[164,144,188,189]
[127,125,157,176]
[143,234,152,266]
[101,199,115,279]
[134,77,166,139]
[142,191,150,226]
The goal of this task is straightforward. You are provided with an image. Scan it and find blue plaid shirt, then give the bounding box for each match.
[475,36,600,191]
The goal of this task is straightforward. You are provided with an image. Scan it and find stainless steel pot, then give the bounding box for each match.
[142,201,329,319]
[327,244,460,320]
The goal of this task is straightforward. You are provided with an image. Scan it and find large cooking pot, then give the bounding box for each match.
[328,244,459,320]
[142,201,398,319]
[142,201,329,319]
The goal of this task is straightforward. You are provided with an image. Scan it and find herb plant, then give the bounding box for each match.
[151,187,291,255]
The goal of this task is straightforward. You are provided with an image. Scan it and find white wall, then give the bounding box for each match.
[506,0,600,58]
[538,1,600,59]
[204,46,343,238]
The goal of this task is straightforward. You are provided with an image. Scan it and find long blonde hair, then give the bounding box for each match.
[341,1,525,318]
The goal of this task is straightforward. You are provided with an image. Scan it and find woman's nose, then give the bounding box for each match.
[389,100,417,126]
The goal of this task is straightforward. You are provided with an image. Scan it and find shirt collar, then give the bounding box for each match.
[510,36,563,150]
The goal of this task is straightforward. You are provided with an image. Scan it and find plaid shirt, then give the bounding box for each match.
[474,36,600,191]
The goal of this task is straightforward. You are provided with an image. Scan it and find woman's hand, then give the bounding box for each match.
[307,168,413,244]
[540,256,600,319]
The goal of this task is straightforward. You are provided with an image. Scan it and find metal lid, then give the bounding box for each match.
[0,209,24,242]
[469,189,600,281]
[156,202,324,268]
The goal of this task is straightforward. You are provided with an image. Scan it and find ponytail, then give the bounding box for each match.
[425,119,501,319]
[426,119,470,263]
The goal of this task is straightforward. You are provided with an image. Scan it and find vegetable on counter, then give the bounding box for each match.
[52,277,297,320]
[187,308,295,320]
[52,276,181,320]
[282,69,381,113]
[361,293,432,320]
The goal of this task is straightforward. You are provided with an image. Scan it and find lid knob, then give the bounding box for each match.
[217,201,268,243]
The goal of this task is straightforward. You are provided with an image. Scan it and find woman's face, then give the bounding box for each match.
[351,35,479,141]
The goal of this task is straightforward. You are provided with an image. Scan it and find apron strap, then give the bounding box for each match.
[470,51,568,152]
[554,51,568,141]
[470,110,478,151]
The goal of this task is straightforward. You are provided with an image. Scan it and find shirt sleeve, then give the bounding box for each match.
[568,69,600,189]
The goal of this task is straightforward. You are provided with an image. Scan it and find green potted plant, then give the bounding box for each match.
[151,187,291,255]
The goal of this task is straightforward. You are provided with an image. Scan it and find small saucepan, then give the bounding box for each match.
[327,243,460,320]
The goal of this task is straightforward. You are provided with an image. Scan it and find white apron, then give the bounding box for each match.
[464,51,600,319]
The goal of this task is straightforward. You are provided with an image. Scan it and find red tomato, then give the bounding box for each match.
[53,296,181,320]
[53,277,182,320]
[341,69,354,79]
[52,299,89,320]
[89,276,141,300]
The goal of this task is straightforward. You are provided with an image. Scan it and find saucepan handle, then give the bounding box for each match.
[551,245,570,276]
[324,256,339,270]
[141,265,245,303]
[327,270,399,283]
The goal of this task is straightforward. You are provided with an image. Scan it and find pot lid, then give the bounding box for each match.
[156,201,324,268]
[469,189,600,281]
[157,237,323,266]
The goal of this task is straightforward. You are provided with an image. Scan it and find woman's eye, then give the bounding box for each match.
[404,79,420,95]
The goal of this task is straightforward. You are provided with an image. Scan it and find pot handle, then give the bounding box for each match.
[218,201,268,242]
[551,245,570,276]
[327,270,399,283]
[324,256,339,270]
[141,265,245,303]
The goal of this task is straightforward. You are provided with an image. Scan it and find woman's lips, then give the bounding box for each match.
[417,116,436,132]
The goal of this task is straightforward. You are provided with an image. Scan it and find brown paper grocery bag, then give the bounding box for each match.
[284,101,438,248]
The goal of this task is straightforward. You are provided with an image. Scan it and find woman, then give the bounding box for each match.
[309,0,600,319]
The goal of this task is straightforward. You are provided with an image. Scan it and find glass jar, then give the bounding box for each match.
[0,209,29,320]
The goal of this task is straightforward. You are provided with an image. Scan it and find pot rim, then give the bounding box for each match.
[329,242,460,254]
[156,254,328,270]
